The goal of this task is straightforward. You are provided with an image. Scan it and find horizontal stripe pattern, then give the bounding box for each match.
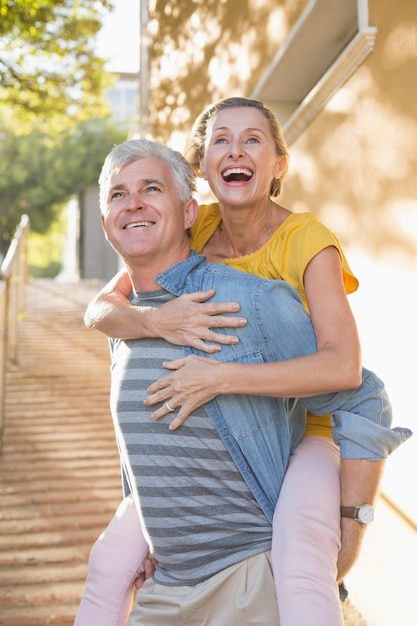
[109,290,272,585]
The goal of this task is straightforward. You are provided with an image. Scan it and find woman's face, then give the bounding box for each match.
[200,107,286,207]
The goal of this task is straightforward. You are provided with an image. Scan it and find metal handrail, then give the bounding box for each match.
[0,214,30,450]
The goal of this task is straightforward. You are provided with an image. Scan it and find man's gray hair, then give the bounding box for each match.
[99,138,197,212]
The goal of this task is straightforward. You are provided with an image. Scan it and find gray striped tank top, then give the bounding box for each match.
[109,289,272,586]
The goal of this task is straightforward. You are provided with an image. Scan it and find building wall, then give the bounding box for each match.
[147,0,416,479]
[105,72,139,134]
[147,1,417,623]
[81,186,119,281]
[79,72,138,281]
[147,0,309,146]
[279,0,417,516]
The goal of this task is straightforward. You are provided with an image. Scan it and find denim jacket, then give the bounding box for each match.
[156,253,412,521]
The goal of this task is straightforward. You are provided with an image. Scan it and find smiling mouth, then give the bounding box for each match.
[222,167,253,182]
[124,221,155,229]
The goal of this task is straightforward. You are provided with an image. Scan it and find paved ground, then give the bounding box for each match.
[0,279,370,625]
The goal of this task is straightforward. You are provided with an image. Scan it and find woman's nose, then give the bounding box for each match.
[228,140,244,159]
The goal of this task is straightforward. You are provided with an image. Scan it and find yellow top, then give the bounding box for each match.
[191,203,359,437]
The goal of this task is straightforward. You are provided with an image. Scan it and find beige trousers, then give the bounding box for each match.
[127,551,280,626]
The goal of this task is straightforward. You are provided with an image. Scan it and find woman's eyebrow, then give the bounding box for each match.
[212,125,266,135]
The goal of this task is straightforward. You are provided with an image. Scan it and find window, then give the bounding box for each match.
[251,0,376,144]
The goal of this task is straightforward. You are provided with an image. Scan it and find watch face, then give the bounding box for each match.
[358,505,374,524]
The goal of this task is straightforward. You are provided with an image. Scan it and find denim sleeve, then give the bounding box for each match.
[302,368,413,460]
[258,282,413,461]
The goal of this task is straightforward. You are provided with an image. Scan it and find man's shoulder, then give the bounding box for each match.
[202,261,264,282]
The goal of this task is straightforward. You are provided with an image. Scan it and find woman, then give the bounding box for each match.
[79,98,396,626]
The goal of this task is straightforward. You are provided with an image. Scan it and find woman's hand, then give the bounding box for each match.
[150,291,247,353]
[144,354,224,429]
[86,273,247,352]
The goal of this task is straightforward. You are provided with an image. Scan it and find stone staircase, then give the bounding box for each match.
[0,279,370,626]
[0,279,120,625]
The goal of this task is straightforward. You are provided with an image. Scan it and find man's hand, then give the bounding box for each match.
[337,517,366,581]
[338,458,385,580]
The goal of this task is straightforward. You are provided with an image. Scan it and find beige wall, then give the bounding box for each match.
[147,4,417,620]
[81,186,119,281]
[148,0,309,144]
[279,0,417,518]
[147,0,417,498]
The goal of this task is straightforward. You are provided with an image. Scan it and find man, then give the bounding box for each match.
[97,138,409,625]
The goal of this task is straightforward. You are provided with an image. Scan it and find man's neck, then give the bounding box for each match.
[127,249,191,292]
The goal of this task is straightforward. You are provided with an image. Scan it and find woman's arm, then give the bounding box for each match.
[145,246,362,428]
[84,269,248,353]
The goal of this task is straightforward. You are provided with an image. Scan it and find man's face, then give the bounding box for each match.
[101,156,196,268]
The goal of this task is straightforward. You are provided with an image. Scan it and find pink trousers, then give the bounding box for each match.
[74,436,343,626]
[271,436,343,626]
[74,497,149,626]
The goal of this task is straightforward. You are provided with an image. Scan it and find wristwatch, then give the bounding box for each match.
[340,504,374,525]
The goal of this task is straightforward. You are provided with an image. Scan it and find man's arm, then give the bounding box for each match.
[337,458,385,580]
[306,368,410,581]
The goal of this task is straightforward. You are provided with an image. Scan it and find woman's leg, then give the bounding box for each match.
[74,495,149,626]
[271,436,343,626]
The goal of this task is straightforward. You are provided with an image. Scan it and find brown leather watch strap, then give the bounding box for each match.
[340,506,359,519]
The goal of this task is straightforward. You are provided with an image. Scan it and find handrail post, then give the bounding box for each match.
[0,214,30,450]
[0,278,7,449]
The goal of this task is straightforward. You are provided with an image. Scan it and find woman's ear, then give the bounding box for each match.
[199,159,207,180]
[273,155,288,179]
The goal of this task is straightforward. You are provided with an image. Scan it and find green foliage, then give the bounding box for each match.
[27,207,66,278]
[0,0,115,132]
[0,1,131,260]
[0,119,126,257]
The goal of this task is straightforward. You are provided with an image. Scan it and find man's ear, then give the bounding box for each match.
[184,198,199,230]
[100,214,109,241]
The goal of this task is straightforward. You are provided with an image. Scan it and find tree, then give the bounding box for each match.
[0,0,124,257]
[0,0,114,132]
[0,119,126,257]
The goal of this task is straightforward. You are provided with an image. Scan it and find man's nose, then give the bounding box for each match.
[126,192,143,210]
